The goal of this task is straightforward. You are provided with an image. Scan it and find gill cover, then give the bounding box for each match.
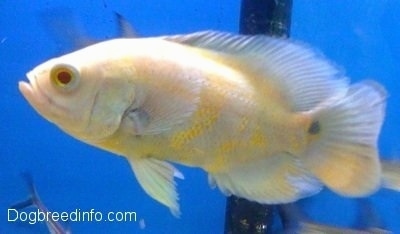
[83,73,136,141]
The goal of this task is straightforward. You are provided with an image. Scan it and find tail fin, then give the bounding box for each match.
[303,81,386,196]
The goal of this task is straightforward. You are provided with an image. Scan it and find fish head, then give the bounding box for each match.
[19,42,136,142]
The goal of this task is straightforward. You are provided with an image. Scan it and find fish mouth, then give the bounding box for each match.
[19,72,52,117]
[19,72,91,139]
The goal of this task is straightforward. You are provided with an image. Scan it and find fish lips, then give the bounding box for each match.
[19,72,55,122]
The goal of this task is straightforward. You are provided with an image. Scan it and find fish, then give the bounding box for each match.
[10,173,70,234]
[279,200,391,234]
[18,30,386,216]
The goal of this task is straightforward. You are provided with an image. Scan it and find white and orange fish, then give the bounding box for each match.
[19,31,386,216]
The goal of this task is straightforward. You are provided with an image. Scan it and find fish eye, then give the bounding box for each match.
[50,64,80,91]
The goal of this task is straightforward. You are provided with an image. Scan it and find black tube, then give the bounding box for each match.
[224,1,293,233]
[239,0,292,37]
[224,197,275,234]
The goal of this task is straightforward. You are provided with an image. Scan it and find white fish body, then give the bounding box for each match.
[19,31,386,216]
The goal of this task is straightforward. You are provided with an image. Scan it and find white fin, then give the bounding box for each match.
[207,175,217,189]
[304,81,386,196]
[381,159,400,192]
[128,158,184,217]
[210,153,322,204]
[162,30,348,111]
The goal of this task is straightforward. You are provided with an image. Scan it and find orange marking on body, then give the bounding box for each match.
[249,127,267,148]
[169,100,220,149]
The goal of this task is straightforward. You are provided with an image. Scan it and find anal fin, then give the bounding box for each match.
[209,153,321,204]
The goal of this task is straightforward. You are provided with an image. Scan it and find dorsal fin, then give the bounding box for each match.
[162,31,349,111]
[39,8,137,54]
[114,12,137,38]
[39,7,95,52]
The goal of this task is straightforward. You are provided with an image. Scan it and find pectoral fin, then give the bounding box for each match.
[128,158,184,217]
[209,153,322,204]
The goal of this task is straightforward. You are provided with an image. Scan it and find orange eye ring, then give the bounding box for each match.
[50,64,79,91]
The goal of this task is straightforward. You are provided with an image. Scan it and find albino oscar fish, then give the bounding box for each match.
[19,31,386,216]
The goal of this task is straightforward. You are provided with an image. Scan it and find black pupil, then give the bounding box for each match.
[57,71,72,84]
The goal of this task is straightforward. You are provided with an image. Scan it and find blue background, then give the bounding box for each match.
[1,0,399,233]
